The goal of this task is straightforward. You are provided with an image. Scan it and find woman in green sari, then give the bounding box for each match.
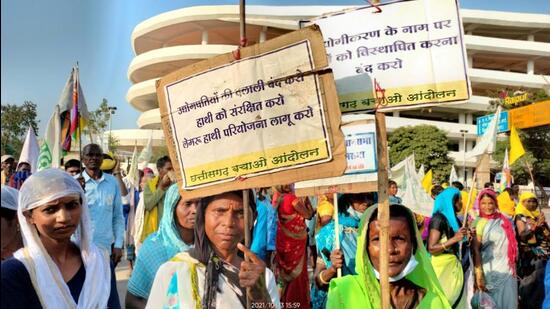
[327,204,450,309]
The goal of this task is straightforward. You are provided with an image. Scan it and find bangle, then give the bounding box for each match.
[441,242,447,251]
[319,270,330,285]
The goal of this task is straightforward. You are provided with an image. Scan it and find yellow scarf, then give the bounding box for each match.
[140,176,160,242]
[497,191,516,217]
[515,192,539,218]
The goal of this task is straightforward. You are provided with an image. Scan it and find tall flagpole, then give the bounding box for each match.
[76,62,83,176]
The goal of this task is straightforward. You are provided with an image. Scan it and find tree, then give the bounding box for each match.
[83,98,111,144]
[388,125,453,183]
[1,101,39,157]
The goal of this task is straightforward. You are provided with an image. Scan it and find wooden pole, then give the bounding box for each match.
[333,192,342,277]
[239,0,246,45]
[375,111,391,309]
[238,1,251,306]
[461,171,477,228]
[242,189,251,308]
[525,162,543,212]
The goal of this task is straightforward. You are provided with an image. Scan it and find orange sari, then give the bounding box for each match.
[275,193,310,308]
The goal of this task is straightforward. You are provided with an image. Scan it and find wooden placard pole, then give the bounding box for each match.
[375,111,391,309]
[525,162,543,212]
[461,171,477,228]
[333,192,342,277]
[237,2,252,307]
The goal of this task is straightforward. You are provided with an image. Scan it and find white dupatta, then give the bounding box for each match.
[13,169,111,309]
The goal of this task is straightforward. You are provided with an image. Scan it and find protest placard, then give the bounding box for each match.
[157,25,346,199]
[295,117,378,196]
[310,0,470,112]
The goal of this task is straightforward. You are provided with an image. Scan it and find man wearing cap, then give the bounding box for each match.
[1,155,15,187]
[81,143,125,266]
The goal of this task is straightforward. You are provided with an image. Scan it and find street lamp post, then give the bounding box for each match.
[460,129,468,183]
[108,106,117,151]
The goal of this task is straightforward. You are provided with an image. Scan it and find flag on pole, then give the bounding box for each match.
[421,169,433,194]
[59,66,89,152]
[18,127,40,174]
[417,164,425,182]
[498,148,512,192]
[390,154,415,188]
[138,130,154,168]
[449,165,458,184]
[509,124,526,165]
[400,156,434,216]
[126,146,140,188]
[467,106,502,159]
[37,106,62,171]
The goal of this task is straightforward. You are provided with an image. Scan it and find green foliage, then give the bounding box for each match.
[108,134,120,153]
[84,98,111,142]
[388,125,452,183]
[1,101,39,157]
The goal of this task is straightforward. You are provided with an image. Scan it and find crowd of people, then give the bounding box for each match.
[1,147,550,309]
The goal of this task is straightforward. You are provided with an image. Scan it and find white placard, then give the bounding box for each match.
[313,0,470,112]
[163,40,332,189]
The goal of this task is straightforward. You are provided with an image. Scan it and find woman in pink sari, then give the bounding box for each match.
[274,184,314,308]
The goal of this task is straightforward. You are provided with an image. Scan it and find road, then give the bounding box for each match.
[115,260,131,306]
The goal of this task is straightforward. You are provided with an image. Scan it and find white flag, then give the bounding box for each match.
[126,146,140,188]
[19,127,40,173]
[400,155,434,217]
[467,106,502,159]
[449,165,458,184]
[417,164,425,182]
[390,154,415,188]
[138,130,153,167]
[37,106,62,171]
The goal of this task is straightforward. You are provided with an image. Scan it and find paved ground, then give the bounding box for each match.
[115,260,131,306]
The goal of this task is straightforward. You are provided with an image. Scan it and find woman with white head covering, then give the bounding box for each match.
[1,186,22,260]
[0,168,120,308]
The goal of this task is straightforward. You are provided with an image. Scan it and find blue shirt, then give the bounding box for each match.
[83,170,125,251]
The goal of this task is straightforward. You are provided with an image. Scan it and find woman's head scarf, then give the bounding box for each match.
[476,189,517,275]
[1,186,18,210]
[188,190,255,309]
[432,187,461,233]
[515,191,539,218]
[497,190,516,217]
[13,169,110,309]
[327,204,450,308]
[156,183,193,252]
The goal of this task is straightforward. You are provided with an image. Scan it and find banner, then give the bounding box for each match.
[312,0,470,112]
[294,119,378,196]
[158,26,346,198]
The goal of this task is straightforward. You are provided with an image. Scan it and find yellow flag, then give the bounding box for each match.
[510,125,525,165]
[422,169,433,193]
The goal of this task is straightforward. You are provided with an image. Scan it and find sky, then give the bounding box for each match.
[2,0,549,135]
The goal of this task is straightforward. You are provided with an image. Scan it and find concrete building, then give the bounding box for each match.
[114,5,550,182]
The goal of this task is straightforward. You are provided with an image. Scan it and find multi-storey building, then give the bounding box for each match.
[113,5,550,182]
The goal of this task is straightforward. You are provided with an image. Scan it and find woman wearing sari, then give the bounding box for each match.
[514,192,550,308]
[126,183,197,308]
[274,184,314,308]
[1,169,119,308]
[311,193,372,308]
[427,187,469,308]
[147,190,280,308]
[471,189,518,309]
[327,203,450,308]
